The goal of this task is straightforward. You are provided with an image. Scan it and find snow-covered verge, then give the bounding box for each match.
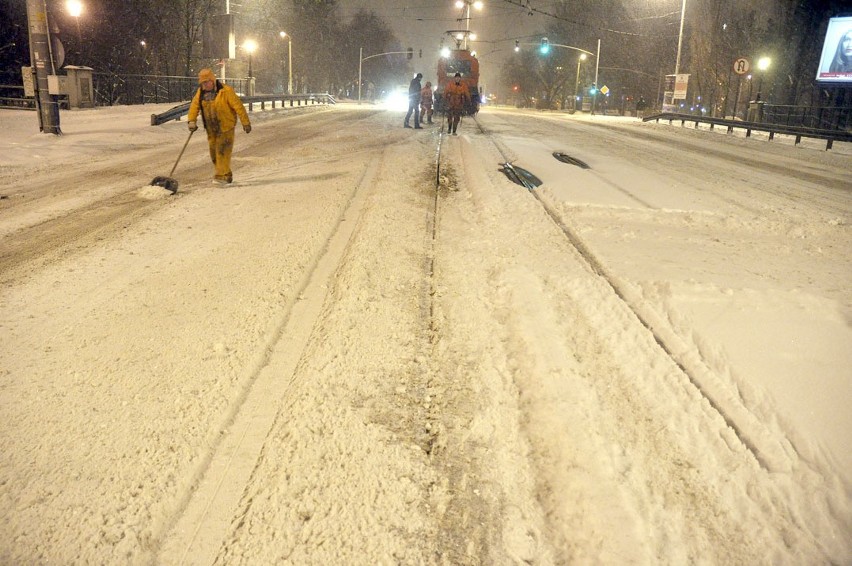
[0,103,849,563]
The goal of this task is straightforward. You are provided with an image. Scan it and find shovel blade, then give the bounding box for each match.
[150,176,179,194]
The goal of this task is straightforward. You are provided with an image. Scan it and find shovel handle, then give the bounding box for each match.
[168,129,195,177]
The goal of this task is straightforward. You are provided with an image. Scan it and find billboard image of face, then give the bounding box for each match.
[816,16,852,83]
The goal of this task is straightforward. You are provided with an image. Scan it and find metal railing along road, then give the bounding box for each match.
[643,112,852,151]
[150,93,336,126]
[761,104,850,132]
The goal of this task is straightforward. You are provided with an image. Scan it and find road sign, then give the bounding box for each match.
[600,85,609,95]
[734,58,750,75]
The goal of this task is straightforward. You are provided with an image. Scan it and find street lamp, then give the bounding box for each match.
[454,0,483,49]
[243,39,258,79]
[574,53,587,111]
[66,0,83,45]
[279,31,293,95]
[756,56,771,101]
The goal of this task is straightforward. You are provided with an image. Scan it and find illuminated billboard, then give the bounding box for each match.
[816,16,852,83]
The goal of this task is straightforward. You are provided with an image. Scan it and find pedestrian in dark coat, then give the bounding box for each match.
[404,73,423,129]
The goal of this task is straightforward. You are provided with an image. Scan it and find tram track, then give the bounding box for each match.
[451,115,780,472]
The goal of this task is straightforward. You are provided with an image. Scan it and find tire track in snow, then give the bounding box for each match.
[544,115,851,217]
[434,121,831,562]
[0,109,382,285]
[470,116,789,474]
[155,151,386,565]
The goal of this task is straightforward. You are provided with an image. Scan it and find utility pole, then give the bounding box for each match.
[25,0,61,134]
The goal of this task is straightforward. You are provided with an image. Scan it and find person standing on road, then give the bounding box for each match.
[443,72,470,135]
[420,81,434,125]
[404,72,423,129]
[187,68,252,185]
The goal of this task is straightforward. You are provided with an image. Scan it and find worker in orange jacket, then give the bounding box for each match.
[443,73,470,135]
[420,81,434,125]
[187,68,251,184]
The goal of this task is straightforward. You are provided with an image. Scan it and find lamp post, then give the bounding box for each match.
[279,31,293,94]
[574,53,586,111]
[67,0,83,43]
[756,56,771,101]
[745,73,753,104]
[243,39,257,78]
[661,0,686,112]
[454,0,483,50]
[243,39,257,95]
[674,0,686,76]
[67,0,83,61]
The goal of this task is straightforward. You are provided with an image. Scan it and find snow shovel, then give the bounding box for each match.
[151,129,195,194]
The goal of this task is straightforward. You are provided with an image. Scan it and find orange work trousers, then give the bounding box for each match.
[206,128,235,181]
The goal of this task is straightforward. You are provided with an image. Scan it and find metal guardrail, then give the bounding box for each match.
[643,113,852,151]
[0,96,35,110]
[0,96,70,111]
[150,93,336,126]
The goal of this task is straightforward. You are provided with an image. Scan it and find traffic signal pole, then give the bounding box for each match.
[518,39,600,113]
[358,48,418,104]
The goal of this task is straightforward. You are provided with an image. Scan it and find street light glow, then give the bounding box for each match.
[758,57,771,71]
[243,39,258,54]
[473,1,483,9]
[66,0,83,18]
[440,46,451,58]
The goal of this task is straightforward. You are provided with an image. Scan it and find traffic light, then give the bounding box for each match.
[539,37,550,54]
[407,47,413,60]
[514,40,520,52]
[589,83,597,95]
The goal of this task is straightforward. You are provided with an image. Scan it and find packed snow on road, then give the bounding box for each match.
[0,102,850,564]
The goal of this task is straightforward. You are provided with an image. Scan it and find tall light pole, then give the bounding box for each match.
[66,0,83,63]
[454,0,483,50]
[279,31,293,95]
[243,39,257,78]
[67,0,83,43]
[756,56,771,101]
[243,39,257,95]
[574,53,586,111]
[674,0,686,76]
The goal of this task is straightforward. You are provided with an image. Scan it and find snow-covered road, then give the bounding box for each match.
[0,103,849,564]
